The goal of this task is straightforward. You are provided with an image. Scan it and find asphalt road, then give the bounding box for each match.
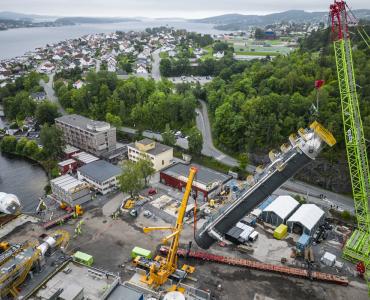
[196,99,355,213]
[151,49,161,81]
[39,73,65,115]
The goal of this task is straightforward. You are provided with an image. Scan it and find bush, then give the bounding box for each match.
[0,136,17,153]
[341,210,351,220]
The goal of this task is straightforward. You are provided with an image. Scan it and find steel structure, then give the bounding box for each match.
[329,1,370,291]
[160,247,349,286]
[195,122,336,249]
[134,167,198,289]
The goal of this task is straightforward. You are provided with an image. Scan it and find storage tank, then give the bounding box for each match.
[195,122,336,249]
[0,192,21,215]
[163,291,186,300]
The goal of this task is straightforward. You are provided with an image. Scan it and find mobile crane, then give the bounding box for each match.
[329,0,370,293]
[134,167,197,290]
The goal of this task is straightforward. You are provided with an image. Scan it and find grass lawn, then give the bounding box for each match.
[235,51,279,56]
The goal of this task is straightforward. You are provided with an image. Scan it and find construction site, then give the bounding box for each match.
[0,1,369,299]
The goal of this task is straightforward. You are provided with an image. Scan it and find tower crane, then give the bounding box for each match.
[134,167,197,290]
[329,0,370,293]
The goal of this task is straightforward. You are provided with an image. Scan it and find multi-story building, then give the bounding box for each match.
[77,160,121,195]
[55,114,116,157]
[50,174,91,206]
[127,138,173,171]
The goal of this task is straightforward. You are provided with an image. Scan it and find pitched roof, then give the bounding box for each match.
[263,195,299,220]
[287,204,325,231]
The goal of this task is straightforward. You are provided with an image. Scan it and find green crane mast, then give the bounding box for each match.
[329,0,370,294]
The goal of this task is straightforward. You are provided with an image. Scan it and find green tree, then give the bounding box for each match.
[137,156,156,186]
[23,140,39,157]
[105,112,122,129]
[119,161,144,197]
[35,101,60,125]
[15,137,28,154]
[255,28,265,40]
[0,136,17,153]
[160,58,172,77]
[40,124,65,160]
[188,127,203,155]
[162,123,176,146]
[238,153,249,171]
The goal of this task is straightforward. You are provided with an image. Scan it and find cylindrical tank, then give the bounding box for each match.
[163,292,186,300]
[0,192,21,215]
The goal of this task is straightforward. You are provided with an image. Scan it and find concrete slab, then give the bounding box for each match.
[0,214,38,239]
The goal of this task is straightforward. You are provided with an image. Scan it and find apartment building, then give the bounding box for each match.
[55,114,116,157]
[127,138,173,171]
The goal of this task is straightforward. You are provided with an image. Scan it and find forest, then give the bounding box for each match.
[54,71,198,132]
[204,26,370,161]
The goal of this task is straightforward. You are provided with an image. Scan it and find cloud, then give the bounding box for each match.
[0,0,369,18]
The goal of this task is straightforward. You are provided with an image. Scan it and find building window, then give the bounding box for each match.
[162,160,164,165]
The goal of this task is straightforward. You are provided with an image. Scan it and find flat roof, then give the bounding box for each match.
[64,144,79,154]
[287,204,325,231]
[263,195,299,220]
[58,159,76,167]
[129,141,172,156]
[137,138,154,145]
[161,162,231,187]
[72,152,99,164]
[107,284,144,300]
[78,160,121,182]
[34,262,117,300]
[51,174,86,192]
[56,114,111,132]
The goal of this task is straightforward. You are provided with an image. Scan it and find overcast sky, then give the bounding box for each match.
[1,0,369,18]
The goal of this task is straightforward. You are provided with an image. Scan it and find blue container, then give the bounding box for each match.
[296,234,311,251]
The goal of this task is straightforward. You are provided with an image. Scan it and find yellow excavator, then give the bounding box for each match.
[134,167,197,290]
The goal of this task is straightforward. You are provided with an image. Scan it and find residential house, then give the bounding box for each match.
[30,92,47,101]
[73,80,85,89]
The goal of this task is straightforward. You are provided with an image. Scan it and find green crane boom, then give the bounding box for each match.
[330,0,370,294]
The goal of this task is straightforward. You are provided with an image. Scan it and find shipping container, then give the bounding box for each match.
[296,234,311,251]
[73,251,94,266]
[273,224,288,240]
[131,247,152,259]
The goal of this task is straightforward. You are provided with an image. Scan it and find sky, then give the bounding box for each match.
[0,0,369,19]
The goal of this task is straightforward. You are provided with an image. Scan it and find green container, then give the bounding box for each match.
[73,251,94,266]
[131,247,152,259]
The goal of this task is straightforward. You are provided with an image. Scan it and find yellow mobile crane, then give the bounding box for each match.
[134,167,197,289]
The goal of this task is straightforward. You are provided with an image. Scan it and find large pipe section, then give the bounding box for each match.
[0,193,21,215]
[195,123,336,249]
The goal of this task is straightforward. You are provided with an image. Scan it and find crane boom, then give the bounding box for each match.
[330,0,370,294]
[138,167,197,288]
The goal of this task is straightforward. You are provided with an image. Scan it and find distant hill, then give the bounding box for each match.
[0,11,56,22]
[194,9,370,30]
[55,17,140,24]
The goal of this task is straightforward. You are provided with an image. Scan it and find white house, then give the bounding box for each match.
[136,65,148,75]
[107,57,117,72]
[38,62,55,74]
[213,51,225,59]
[73,80,85,90]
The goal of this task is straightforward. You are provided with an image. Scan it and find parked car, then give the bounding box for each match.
[148,188,157,196]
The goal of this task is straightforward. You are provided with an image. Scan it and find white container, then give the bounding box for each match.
[321,252,336,266]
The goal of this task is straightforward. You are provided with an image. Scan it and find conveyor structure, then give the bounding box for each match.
[195,122,336,249]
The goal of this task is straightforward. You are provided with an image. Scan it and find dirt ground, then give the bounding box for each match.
[4,205,369,300]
